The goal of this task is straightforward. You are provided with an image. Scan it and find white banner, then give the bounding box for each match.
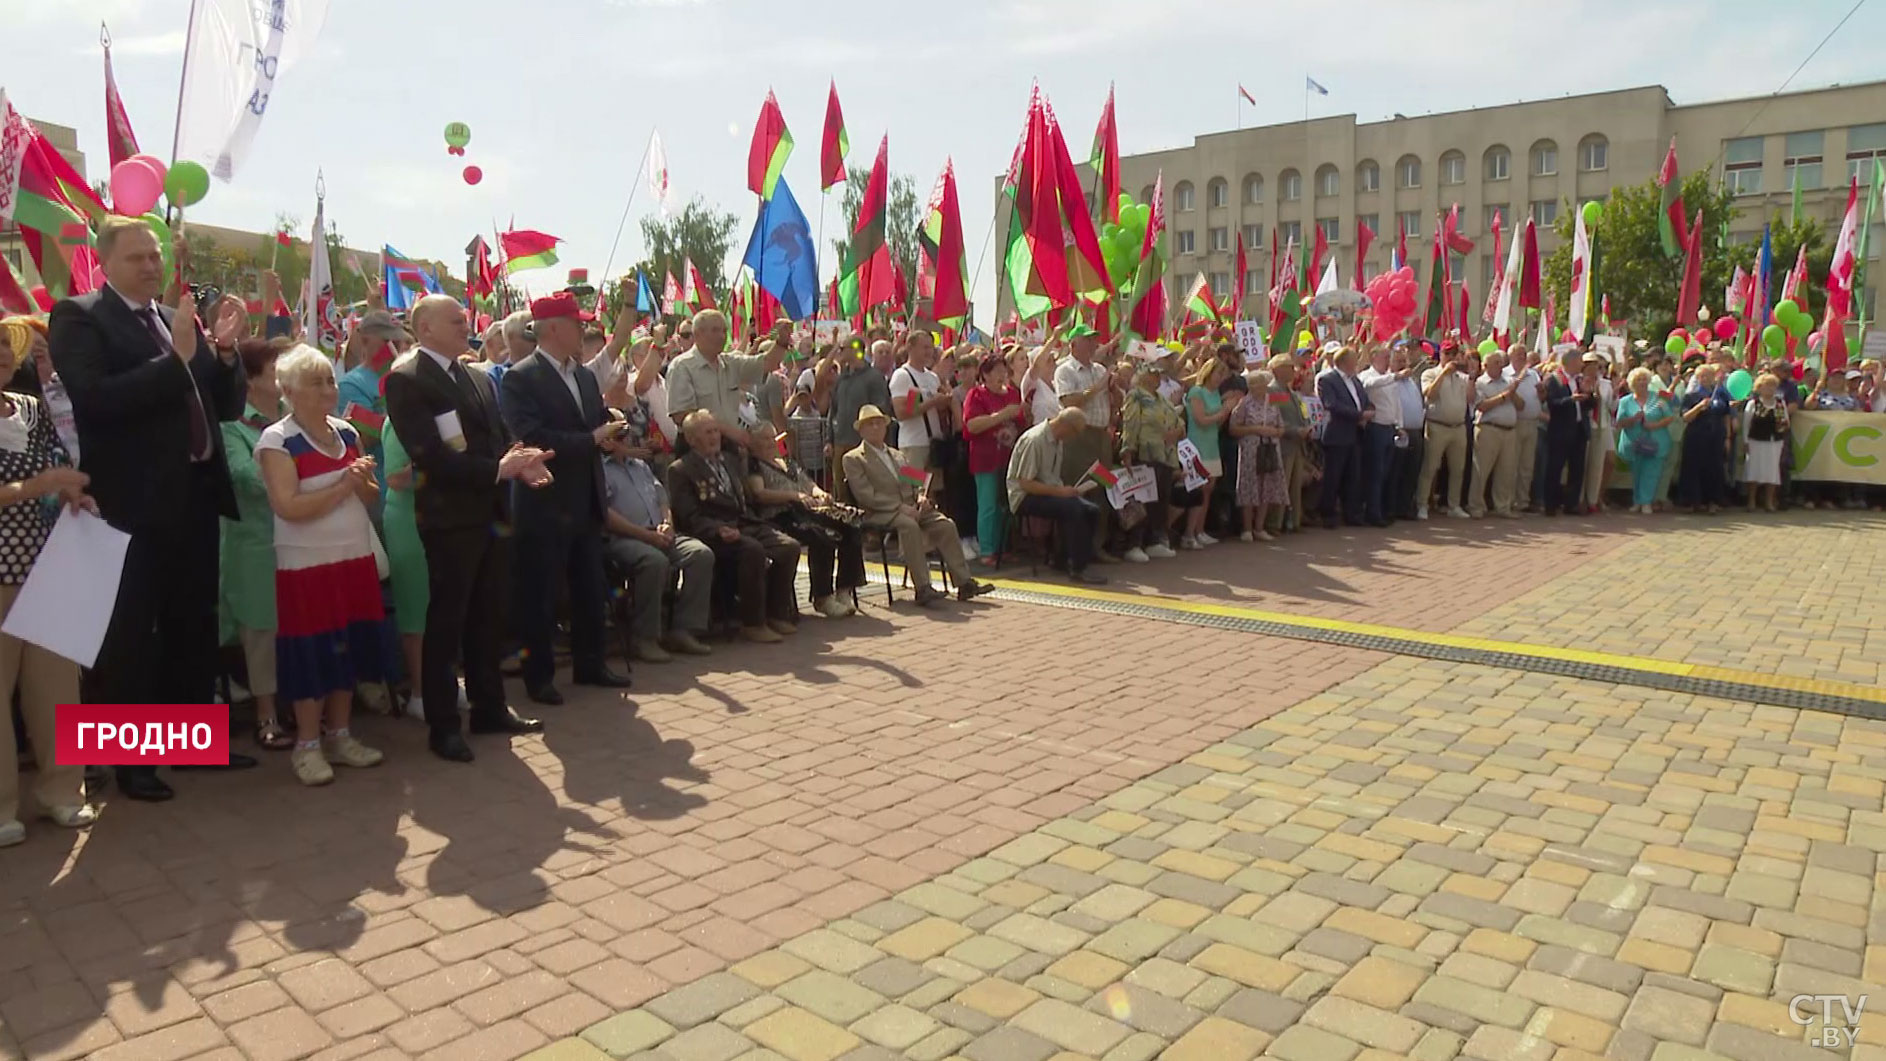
[305,197,339,353]
[176,0,331,182]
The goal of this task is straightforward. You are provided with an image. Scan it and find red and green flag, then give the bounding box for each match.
[897,464,928,489]
[1179,272,1221,337]
[1657,136,1686,260]
[102,31,142,170]
[917,159,969,324]
[685,258,716,311]
[1,95,109,299]
[498,228,560,273]
[1083,460,1120,488]
[747,90,792,201]
[999,88,1114,324]
[820,80,848,191]
[843,134,894,312]
[1422,229,1447,336]
[1124,170,1168,340]
[1090,84,1120,225]
[1042,99,1112,301]
[664,270,685,317]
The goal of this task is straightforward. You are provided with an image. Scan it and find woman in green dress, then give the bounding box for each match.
[380,421,432,719]
[221,338,292,749]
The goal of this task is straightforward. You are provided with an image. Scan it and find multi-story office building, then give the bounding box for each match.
[997,80,1886,327]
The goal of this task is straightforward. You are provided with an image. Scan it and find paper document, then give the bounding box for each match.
[1175,439,1210,492]
[1,508,131,668]
[434,410,465,451]
[1105,465,1161,508]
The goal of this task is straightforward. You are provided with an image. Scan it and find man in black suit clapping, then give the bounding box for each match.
[383,295,554,763]
[49,216,258,802]
[498,292,632,706]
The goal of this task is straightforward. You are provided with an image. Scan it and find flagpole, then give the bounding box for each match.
[969,207,1002,337]
[815,187,827,321]
[599,127,657,290]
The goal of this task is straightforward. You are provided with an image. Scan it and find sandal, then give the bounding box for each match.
[255,718,293,751]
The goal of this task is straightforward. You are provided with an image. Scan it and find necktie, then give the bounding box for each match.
[137,306,212,461]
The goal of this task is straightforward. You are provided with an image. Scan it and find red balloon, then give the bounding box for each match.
[1713,316,1737,340]
[462,165,483,186]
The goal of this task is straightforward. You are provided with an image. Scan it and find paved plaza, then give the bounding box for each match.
[2,512,1883,1061]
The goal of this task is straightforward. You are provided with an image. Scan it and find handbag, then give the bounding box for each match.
[1254,438,1282,474]
[1116,498,1147,530]
[1631,434,1659,459]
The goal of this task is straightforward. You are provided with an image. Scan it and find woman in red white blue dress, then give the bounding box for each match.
[255,346,388,786]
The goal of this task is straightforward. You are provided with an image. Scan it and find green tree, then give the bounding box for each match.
[834,165,920,291]
[636,196,739,300]
[1543,171,1830,343]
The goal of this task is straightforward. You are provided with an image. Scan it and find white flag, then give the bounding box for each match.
[1315,257,1338,296]
[1566,205,1591,339]
[646,130,671,216]
[176,0,332,182]
[1492,212,1524,335]
[305,196,340,354]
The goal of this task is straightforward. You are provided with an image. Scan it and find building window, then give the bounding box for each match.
[1176,182,1196,211]
[1280,169,1302,201]
[1440,150,1466,185]
[1531,140,1558,176]
[1484,146,1510,181]
[1243,223,1263,249]
[1449,251,1467,277]
[1529,199,1558,226]
[1245,269,1262,294]
[1317,218,1340,243]
[1243,174,1264,204]
[1397,155,1421,188]
[1279,220,1302,247]
[1209,272,1230,298]
[1784,130,1823,192]
[1579,135,1608,172]
[1396,210,1421,238]
[1848,123,1886,183]
[1316,164,1339,197]
[1481,256,1496,291]
[1483,204,1506,232]
[1208,178,1229,209]
[1725,136,1763,196]
[1210,226,1229,252]
[1176,230,1196,254]
[1357,213,1379,239]
[1357,161,1380,192]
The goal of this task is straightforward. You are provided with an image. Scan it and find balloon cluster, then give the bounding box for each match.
[106,155,209,217]
[1362,266,1419,341]
[1760,298,1811,359]
[444,122,481,185]
[1097,193,1153,291]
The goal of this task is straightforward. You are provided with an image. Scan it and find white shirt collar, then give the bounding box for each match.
[108,283,157,314]
[419,346,457,373]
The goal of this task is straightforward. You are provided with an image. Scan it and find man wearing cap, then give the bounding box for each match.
[337,311,413,516]
[667,412,801,643]
[842,405,992,606]
[499,292,633,705]
[602,411,715,662]
[1414,340,1472,519]
[666,309,786,457]
[829,340,893,492]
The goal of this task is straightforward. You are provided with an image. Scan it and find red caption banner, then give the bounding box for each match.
[54,705,230,766]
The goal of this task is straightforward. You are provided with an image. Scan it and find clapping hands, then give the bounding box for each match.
[499,443,555,487]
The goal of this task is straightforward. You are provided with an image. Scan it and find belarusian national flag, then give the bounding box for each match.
[1040,99,1112,301]
[1000,86,1054,321]
[820,81,848,191]
[897,464,928,489]
[499,229,560,273]
[102,32,142,170]
[747,90,792,201]
[1125,171,1167,340]
[1090,84,1120,224]
[686,258,717,311]
[1180,272,1219,326]
[844,135,894,311]
[1821,177,1861,370]
[1657,137,1686,260]
[917,159,969,324]
[1,94,109,298]
[1083,461,1119,488]
[664,271,685,317]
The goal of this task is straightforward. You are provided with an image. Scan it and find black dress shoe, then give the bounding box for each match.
[525,685,564,706]
[470,709,544,735]
[117,772,175,802]
[1069,568,1108,585]
[572,668,632,689]
[173,752,259,772]
[429,733,475,762]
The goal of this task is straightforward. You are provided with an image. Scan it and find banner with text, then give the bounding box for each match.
[1790,411,1886,484]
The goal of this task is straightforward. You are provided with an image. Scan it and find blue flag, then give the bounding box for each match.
[740,177,819,321]
[382,244,442,311]
[635,268,656,314]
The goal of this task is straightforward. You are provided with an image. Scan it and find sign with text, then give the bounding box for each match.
[1791,411,1886,484]
[1234,320,1263,355]
[54,705,230,766]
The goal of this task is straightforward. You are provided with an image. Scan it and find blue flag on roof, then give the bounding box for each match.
[740,177,819,321]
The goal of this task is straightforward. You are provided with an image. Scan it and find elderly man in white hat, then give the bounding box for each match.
[841,405,993,606]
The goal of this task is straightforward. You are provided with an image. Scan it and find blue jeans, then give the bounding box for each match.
[1363,424,1398,522]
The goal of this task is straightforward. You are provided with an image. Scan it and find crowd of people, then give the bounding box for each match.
[0,214,1881,844]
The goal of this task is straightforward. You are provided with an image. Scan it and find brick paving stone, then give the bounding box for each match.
[1622,985,1715,1046]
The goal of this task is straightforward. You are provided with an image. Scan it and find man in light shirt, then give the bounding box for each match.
[1357,345,1413,527]
[1392,341,1429,519]
[1052,325,1117,558]
[665,309,786,456]
[888,331,950,472]
[1503,344,1546,512]
[1414,340,1472,519]
[1467,349,1524,518]
[1008,408,1106,585]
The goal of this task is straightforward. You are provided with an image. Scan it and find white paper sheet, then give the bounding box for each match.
[1104,465,1160,508]
[434,410,464,451]
[1176,439,1209,492]
[1,509,131,668]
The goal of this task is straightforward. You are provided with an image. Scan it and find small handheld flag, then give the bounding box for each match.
[1083,461,1120,488]
[897,464,929,490]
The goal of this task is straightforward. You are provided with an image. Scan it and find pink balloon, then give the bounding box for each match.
[1712,316,1737,340]
[462,165,483,185]
[128,153,168,190]
[109,159,163,215]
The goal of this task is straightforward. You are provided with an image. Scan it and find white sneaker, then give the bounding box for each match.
[1180,536,1202,551]
[1238,531,1254,542]
[1196,531,1220,546]
[1446,506,1469,518]
[1416,505,1430,520]
[404,696,425,721]
[456,681,470,708]
[1122,547,1149,563]
[1144,542,1177,559]
[816,595,854,618]
[960,538,979,560]
[0,820,23,848]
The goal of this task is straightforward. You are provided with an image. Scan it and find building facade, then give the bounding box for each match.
[996,80,1886,327]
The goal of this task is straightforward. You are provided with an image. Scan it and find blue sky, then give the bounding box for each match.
[5,0,1881,324]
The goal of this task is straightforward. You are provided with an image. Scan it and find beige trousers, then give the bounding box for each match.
[1513,420,1541,509]
[1416,422,1468,510]
[0,584,84,824]
[1582,432,1613,509]
[1468,424,1517,516]
[238,626,278,699]
[885,510,970,591]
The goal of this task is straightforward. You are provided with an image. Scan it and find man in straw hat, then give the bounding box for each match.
[842,405,993,606]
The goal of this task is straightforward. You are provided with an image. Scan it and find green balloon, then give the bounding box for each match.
[1725,369,1753,401]
[1665,335,1686,355]
[1581,200,1602,226]
[140,211,175,289]
[1784,310,1810,339]
[1117,192,1132,213]
[443,121,472,149]
[1773,298,1799,322]
[1133,203,1151,229]
[165,160,210,207]
[1477,338,1498,355]
[1762,323,1787,352]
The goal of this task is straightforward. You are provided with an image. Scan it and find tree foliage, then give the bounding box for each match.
[835,165,920,287]
[1543,171,1829,342]
[636,196,739,296]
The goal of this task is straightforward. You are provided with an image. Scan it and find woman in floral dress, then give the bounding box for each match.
[1229,369,1288,541]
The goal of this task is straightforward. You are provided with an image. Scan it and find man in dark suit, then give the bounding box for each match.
[383,295,553,763]
[498,293,631,705]
[1315,345,1373,529]
[1542,350,1593,516]
[49,216,258,802]
[666,412,801,643]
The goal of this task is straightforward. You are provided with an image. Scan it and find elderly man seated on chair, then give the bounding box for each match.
[668,411,803,643]
[602,412,716,663]
[841,405,994,607]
